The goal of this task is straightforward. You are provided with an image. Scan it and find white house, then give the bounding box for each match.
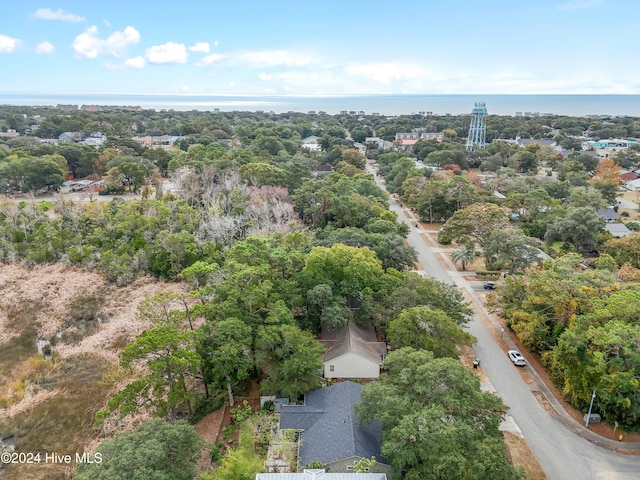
[320,321,386,379]
[626,178,640,192]
[302,136,322,152]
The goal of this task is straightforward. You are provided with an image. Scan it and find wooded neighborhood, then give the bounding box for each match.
[0,104,639,479]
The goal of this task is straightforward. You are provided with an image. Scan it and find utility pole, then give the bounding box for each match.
[585,390,596,427]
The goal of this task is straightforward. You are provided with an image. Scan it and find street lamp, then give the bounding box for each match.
[585,390,596,427]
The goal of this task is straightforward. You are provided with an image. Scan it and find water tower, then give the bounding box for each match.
[466,102,487,152]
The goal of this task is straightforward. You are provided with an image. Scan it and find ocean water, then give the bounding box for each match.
[1,93,640,117]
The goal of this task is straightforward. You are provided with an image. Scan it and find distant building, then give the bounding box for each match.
[56,104,78,111]
[626,178,640,192]
[591,139,637,149]
[420,132,444,142]
[596,208,619,223]
[395,132,419,141]
[302,136,322,152]
[605,224,631,237]
[83,132,107,147]
[364,137,385,149]
[59,131,83,142]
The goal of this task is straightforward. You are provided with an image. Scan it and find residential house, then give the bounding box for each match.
[256,470,386,479]
[620,171,639,184]
[279,381,391,478]
[596,208,619,223]
[605,224,631,238]
[0,130,18,138]
[302,136,322,152]
[626,178,640,192]
[364,137,384,149]
[59,131,83,143]
[131,135,183,149]
[320,321,386,379]
[83,132,107,147]
[419,132,444,142]
[395,133,419,141]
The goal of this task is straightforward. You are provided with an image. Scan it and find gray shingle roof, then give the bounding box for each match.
[279,382,385,468]
[597,208,619,221]
[605,223,631,237]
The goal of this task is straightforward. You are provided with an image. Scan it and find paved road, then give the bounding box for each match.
[616,196,638,210]
[369,166,640,480]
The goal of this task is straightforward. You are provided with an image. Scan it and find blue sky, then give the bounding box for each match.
[0,0,638,95]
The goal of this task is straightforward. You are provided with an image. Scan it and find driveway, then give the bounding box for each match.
[369,165,640,479]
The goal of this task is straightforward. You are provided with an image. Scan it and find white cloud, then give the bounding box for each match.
[124,56,145,68]
[72,26,140,59]
[104,56,145,70]
[145,42,187,64]
[344,62,429,85]
[195,53,224,67]
[33,8,85,22]
[213,40,219,48]
[0,34,21,53]
[181,85,190,91]
[557,0,603,10]
[35,41,55,54]
[195,48,314,69]
[188,42,209,53]
[236,49,313,68]
[259,73,273,81]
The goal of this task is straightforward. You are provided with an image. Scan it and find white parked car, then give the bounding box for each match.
[508,350,527,366]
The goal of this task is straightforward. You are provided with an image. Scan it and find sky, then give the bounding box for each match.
[1,0,639,96]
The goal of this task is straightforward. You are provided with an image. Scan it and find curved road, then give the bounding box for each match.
[370,167,640,480]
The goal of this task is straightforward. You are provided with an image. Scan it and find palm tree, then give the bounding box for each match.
[452,246,475,271]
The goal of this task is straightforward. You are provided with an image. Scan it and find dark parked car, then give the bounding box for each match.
[483,281,496,290]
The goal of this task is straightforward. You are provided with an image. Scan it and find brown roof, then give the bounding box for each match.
[620,172,639,181]
[320,321,387,364]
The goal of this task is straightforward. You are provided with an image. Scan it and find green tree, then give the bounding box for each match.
[303,243,385,301]
[239,162,286,187]
[387,307,475,358]
[370,270,472,327]
[356,348,520,480]
[552,317,640,428]
[200,318,253,406]
[22,157,66,191]
[105,326,202,420]
[483,229,541,273]
[439,203,510,247]
[75,418,203,480]
[544,206,604,253]
[604,234,640,268]
[451,245,475,270]
[255,324,324,398]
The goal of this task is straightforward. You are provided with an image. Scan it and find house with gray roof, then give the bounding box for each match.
[597,208,619,222]
[257,470,386,479]
[320,321,386,379]
[279,381,391,478]
[605,223,631,238]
